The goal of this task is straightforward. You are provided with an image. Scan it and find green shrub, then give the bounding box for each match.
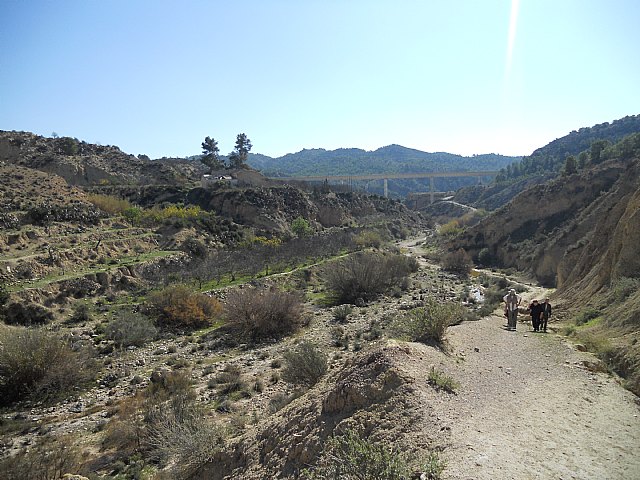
[302,428,444,480]
[67,302,91,324]
[57,136,79,155]
[476,247,495,266]
[123,206,143,224]
[3,302,53,326]
[282,342,328,388]
[105,311,158,347]
[291,216,313,237]
[438,220,463,237]
[333,304,353,323]
[224,287,304,341]
[394,298,465,345]
[0,328,96,406]
[428,367,459,394]
[324,252,418,304]
[147,285,223,329]
[181,236,208,258]
[575,308,601,326]
[0,283,9,308]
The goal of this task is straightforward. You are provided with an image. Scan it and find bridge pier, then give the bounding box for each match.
[430,176,435,204]
[383,178,388,197]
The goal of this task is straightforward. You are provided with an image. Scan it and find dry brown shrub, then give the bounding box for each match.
[147,285,222,329]
[0,434,87,480]
[86,193,132,215]
[442,248,473,275]
[324,251,418,304]
[224,287,304,341]
[0,328,96,406]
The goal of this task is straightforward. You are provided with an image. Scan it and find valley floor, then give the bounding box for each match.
[433,296,640,479]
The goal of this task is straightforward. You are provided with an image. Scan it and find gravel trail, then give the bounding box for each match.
[433,298,640,479]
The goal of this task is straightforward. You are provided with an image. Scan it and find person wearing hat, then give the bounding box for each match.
[541,298,552,332]
[503,288,521,331]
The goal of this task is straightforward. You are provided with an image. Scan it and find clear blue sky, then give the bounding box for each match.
[1,1,639,159]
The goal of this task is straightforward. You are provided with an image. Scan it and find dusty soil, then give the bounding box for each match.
[429,297,640,479]
[397,239,640,480]
[2,237,639,480]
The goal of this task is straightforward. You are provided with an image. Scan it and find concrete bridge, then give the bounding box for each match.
[270,171,499,201]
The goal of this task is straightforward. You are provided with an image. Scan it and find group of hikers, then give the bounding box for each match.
[503,288,552,332]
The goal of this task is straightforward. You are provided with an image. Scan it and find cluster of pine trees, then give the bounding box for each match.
[201,133,252,172]
[495,115,640,182]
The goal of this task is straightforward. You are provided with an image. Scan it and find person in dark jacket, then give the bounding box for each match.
[540,298,552,332]
[528,299,544,332]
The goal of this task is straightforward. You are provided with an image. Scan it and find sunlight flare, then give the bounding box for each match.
[506,0,520,77]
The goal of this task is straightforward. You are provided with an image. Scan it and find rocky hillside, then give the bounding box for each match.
[452,156,639,288]
[187,186,421,235]
[0,131,203,187]
[451,142,640,393]
[451,114,640,211]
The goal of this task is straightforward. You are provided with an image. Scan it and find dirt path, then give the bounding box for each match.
[432,297,640,479]
[397,239,640,479]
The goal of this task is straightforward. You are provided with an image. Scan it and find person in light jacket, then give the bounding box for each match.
[503,288,521,331]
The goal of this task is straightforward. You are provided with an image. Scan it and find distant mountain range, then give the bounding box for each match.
[246,145,521,197]
[247,145,520,177]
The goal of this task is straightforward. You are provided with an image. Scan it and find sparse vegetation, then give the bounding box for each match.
[282,341,328,388]
[0,328,96,406]
[302,428,444,480]
[0,434,87,480]
[224,287,304,341]
[332,304,353,323]
[428,367,460,394]
[353,230,384,249]
[394,298,466,345]
[324,251,419,304]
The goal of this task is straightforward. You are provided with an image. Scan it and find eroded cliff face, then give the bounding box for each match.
[557,161,640,298]
[452,158,639,289]
[187,186,422,235]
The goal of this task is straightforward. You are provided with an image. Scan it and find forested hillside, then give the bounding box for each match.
[247,145,520,198]
[496,114,640,181]
[453,115,640,210]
